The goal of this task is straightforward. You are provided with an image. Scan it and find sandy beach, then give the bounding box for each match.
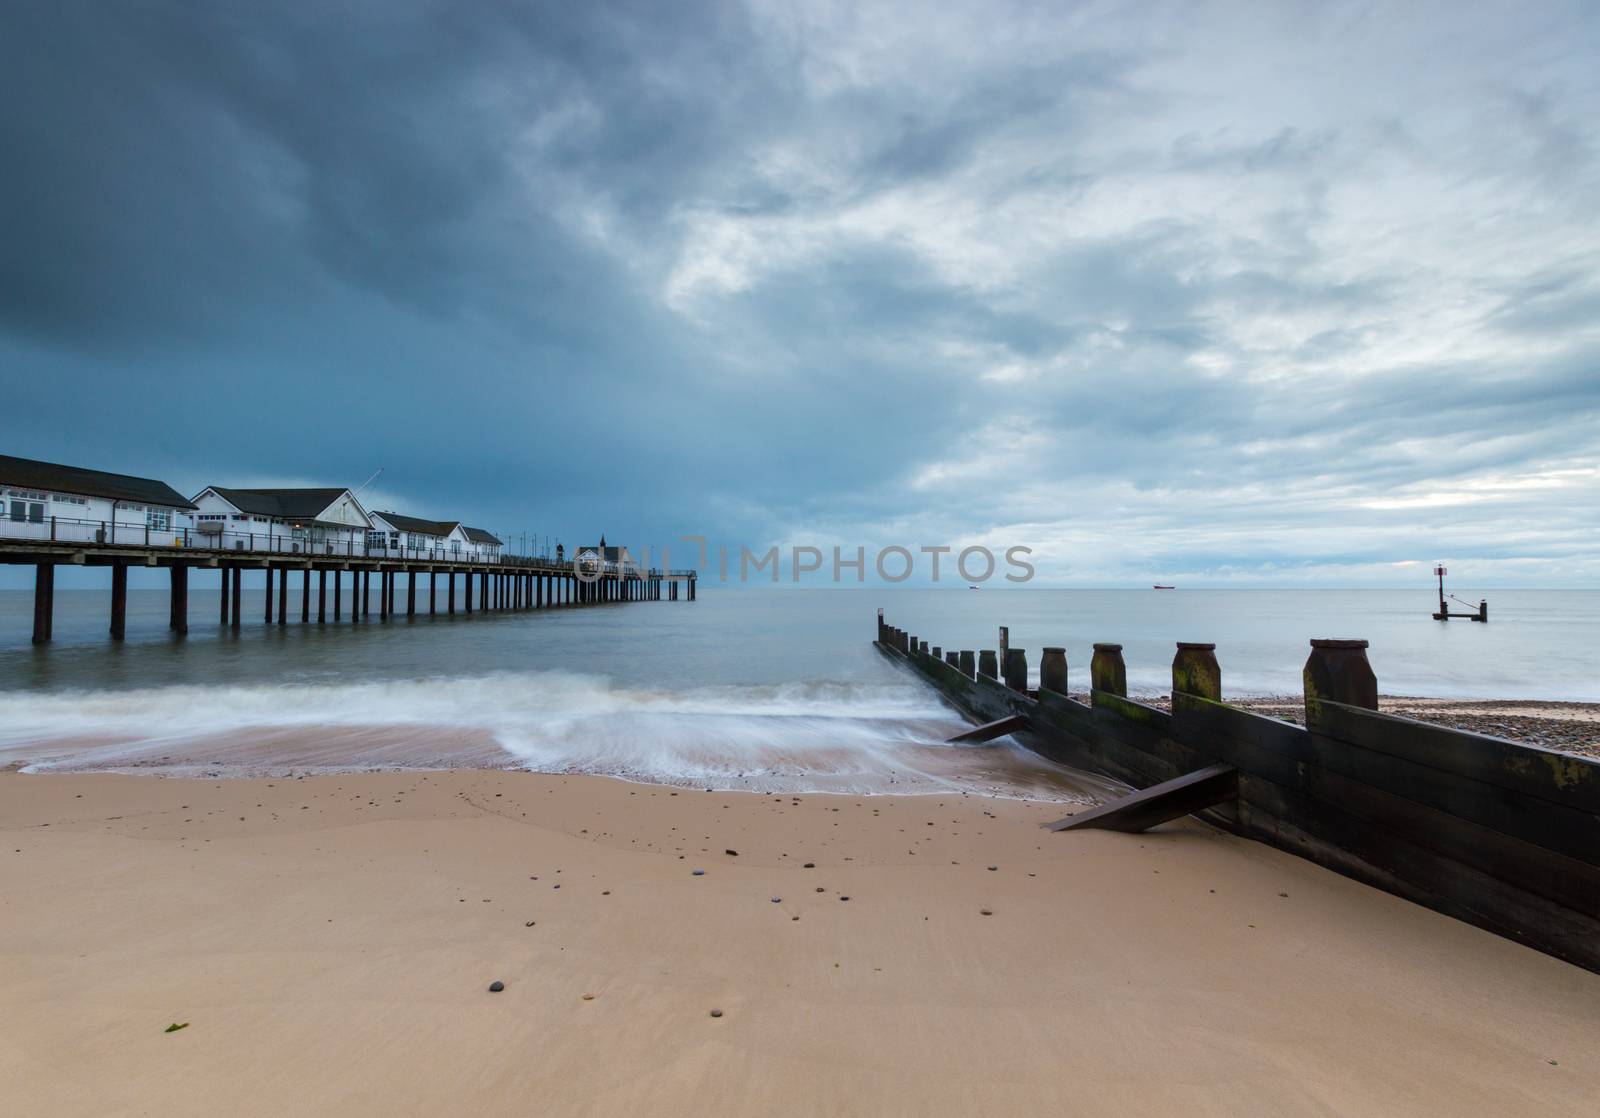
[4,768,1597,1116]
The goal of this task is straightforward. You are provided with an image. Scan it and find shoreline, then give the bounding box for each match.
[4,767,1598,1115]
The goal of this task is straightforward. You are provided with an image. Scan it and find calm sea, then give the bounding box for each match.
[0,587,1592,794]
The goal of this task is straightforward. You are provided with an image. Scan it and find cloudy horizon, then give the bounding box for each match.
[3,1,1597,587]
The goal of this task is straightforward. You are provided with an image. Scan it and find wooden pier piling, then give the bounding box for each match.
[109,563,128,639]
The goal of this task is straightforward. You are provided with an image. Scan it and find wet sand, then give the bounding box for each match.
[3,769,1597,1116]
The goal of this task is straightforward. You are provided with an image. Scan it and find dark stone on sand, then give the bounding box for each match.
[980,909,993,916]
[987,866,997,871]
[803,862,815,868]
[488,981,505,992]
[693,869,705,875]
[710,1009,723,1018]
[725,849,739,856]
[771,896,782,903]
[840,896,850,901]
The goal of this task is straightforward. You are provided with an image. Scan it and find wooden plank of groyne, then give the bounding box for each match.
[1237,773,1600,972]
[1175,694,1600,870]
[1311,700,1600,811]
[944,715,1029,744]
[1042,764,1238,833]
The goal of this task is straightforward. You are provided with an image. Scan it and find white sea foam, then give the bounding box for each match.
[0,672,1092,797]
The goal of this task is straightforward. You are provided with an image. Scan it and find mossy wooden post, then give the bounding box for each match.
[918,640,929,656]
[877,607,885,642]
[958,650,976,679]
[978,650,998,679]
[1172,642,1220,701]
[1040,647,1067,695]
[931,645,942,661]
[1303,638,1377,724]
[1003,648,1028,692]
[945,651,959,668]
[1090,643,1126,698]
[908,633,918,655]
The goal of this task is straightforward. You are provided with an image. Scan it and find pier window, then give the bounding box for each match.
[147,508,171,532]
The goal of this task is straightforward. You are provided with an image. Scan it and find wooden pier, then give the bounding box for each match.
[876,610,1600,974]
[4,538,696,644]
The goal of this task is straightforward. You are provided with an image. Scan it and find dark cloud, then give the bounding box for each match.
[0,1,1596,584]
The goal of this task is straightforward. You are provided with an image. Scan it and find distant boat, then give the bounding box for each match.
[1153,584,1175,590]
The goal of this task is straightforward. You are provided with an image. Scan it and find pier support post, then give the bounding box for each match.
[1303,638,1378,723]
[1090,644,1126,699]
[1040,647,1067,695]
[302,569,310,623]
[1172,642,1220,701]
[31,563,55,643]
[958,650,976,679]
[466,570,474,613]
[170,565,188,634]
[231,564,242,630]
[264,565,274,624]
[318,569,327,623]
[1003,648,1028,692]
[448,571,456,614]
[429,570,437,615]
[978,650,998,679]
[333,568,342,621]
[109,563,128,640]
[278,568,288,624]
[380,572,389,620]
[220,567,230,626]
[407,571,416,616]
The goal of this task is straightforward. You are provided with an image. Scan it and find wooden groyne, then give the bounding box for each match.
[875,610,1600,974]
[3,537,696,643]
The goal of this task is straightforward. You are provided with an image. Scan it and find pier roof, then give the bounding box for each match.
[462,526,503,546]
[372,511,461,538]
[206,487,356,521]
[0,454,195,509]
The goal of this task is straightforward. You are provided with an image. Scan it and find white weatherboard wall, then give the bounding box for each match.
[1,486,191,546]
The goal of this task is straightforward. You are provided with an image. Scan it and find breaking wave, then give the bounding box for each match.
[0,672,1096,798]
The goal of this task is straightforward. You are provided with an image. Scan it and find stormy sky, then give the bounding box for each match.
[2,1,1597,586]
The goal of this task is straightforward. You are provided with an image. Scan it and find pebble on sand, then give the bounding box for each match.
[725,849,739,856]
[488,981,505,992]
[692,869,705,876]
[980,909,993,916]
[803,862,815,868]
[710,1009,724,1018]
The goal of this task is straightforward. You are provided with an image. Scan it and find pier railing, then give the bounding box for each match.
[875,610,1600,975]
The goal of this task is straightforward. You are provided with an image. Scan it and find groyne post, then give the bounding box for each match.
[945,651,959,668]
[1090,643,1126,698]
[1003,648,1028,692]
[978,650,998,679]
[1172,642,1220,700]
[932,645,942,661]
[1303,638,1378,724]
[958,650,976,679]
[1040,647,1067,695]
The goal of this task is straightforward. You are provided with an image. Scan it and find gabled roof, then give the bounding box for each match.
[462,526,503,546]
[582,544,626,560]
[205,487,357,521]
[370,511,461,538]
[0,454,196,509]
